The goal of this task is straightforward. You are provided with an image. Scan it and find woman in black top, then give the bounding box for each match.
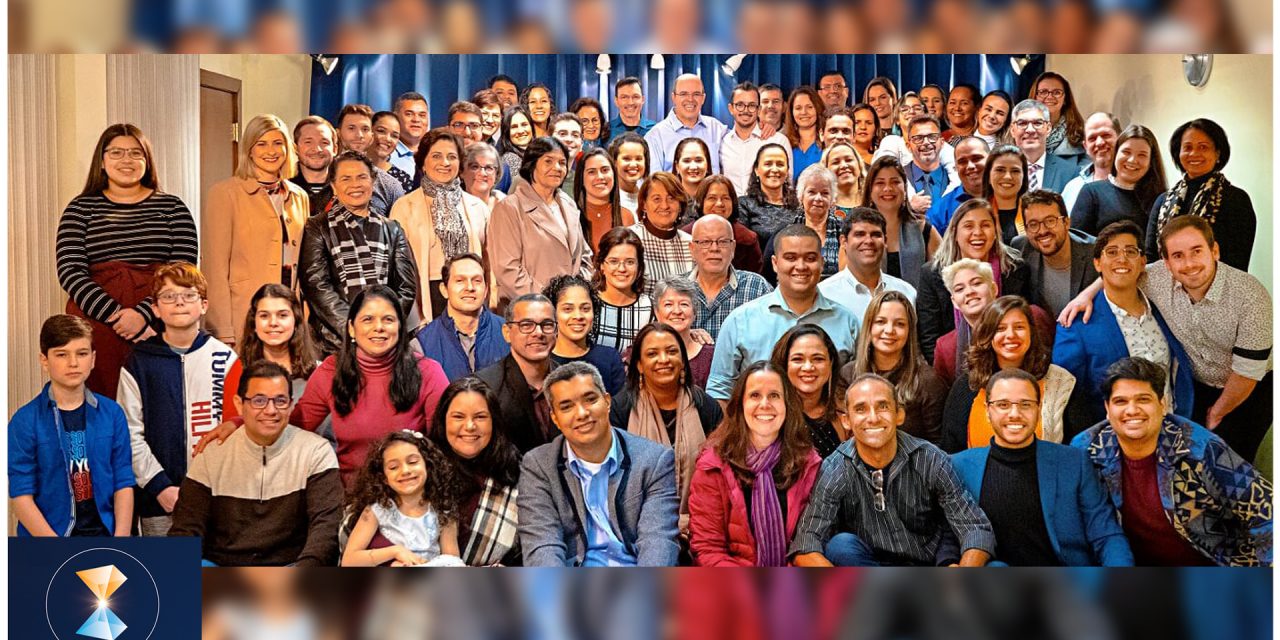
[738,143,801,250]
[770,325,843,458]
[1145,118,1256,270]
[981,145,1028,244]
[1072,124,1167,237]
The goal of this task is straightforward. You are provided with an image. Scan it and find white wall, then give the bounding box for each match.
[199,54,313,132]
[1046,54,1272,289]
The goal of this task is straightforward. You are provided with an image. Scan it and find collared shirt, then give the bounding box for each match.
[390,140,417,179]
[720,126,792,196]
[607,115,657,143]
[564,433,636,567]
[1104,289,1173,399]
[706,288,859,399]
[930,185,975,233]
[1142,261,1273,386]
[906,162,953,230]
[817,268,917,322]
[789,433,996,565]
[1027,158,1044,191]
[644,110,729,174]
[687,266,773,339]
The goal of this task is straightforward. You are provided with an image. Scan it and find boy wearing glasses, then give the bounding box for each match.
[10,315,135,537]
[948,369,1133,566]
[119,262,237,536]
[170,361,342,566]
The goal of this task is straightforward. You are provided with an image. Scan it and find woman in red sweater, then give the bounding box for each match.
[292,285,449,487]
[687,361,821,567]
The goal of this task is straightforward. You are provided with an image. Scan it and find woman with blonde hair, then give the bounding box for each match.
[821,141,864,217]
[203,114,310,346]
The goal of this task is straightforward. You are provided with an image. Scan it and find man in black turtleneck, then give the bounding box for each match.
[946,368,1134,566]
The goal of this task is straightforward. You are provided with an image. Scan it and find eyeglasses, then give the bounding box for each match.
[1102,246,1142,259]
[908,133,941,146]
[819,83,847,92]
[105,147,146,160]
[692,239,735,249]
[1024,216,1064,234]
[674,91,705,100]
[731,102,759,112]
[604,258,638,269]
[450,122,481,133]
[1036,89,1065,99]
[157,291,201,304]
[513,319,558,335]
[870,468,886,512]
[986,399,1040,413]
[1013,119,1049,130]
[244,394,291,411]
[467,164,498,174]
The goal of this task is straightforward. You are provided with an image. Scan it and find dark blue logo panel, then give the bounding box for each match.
[9,538,201,639]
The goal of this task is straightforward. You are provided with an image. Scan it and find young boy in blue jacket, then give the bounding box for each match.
[9,315,134,536]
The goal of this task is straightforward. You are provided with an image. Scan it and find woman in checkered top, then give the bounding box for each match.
[591,227,654,355]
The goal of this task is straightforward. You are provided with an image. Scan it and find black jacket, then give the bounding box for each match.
[475,355,559,455]
[916,256,1030,362]
[1010,230,1098,313]
[298,208,419,355]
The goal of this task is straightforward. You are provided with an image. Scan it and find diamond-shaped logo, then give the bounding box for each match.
[74,565,128,639]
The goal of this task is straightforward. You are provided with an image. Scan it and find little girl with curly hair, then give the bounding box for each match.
[341,430,466,566]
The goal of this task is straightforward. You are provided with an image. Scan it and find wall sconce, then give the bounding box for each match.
[1182,54,1212,88]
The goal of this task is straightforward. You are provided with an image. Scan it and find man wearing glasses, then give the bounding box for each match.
[945,369,1133,566]
[1011,190,1098,319]
[170,361,343,566]
[684,215,772,338]
[790,373,994,566]
[719,81,792,196]
[645,73,728,173]
[1010,99,1076,194]
[447,101,486,147]
[817,70,850,111]
[898,114,959,228]
[476,294,563,454]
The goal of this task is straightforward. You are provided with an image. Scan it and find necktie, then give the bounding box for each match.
[1029,163,1042,191]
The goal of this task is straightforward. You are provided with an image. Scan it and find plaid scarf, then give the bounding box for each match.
[420,177,470,259]
[1155,172,1229,231]
[462,478,520,566]
[1046,119,1067,153]
[324,203,393,300]
[746,440,786,567]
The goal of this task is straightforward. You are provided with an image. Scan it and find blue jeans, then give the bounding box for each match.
[824,533,881,567]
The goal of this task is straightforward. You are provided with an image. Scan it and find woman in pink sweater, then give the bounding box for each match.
[293,286,449,487]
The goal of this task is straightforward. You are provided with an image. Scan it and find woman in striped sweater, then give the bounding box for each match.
[55,123,198,399]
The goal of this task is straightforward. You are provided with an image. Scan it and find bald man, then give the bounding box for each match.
[645,73,729,174]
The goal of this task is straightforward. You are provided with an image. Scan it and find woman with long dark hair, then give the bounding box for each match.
[495,105,534,193]
[609,322,723,535]
[573,147,635,252]
[860,156,941,289]
[770,325,843,458]
[543,274,626,394]
[738,143,801,250]
[56,123,198,398]
[980,145,1029,243]
[783,85,824,180]
[1029,72,1086,166]
[687,361,821,566]
[427,377,524,566]
[673,137,712,207]
[849,103,881,166]
[221,283,317,420]
[292,286,449,487]
[1071,124,1168,237]
[521,82,557,138]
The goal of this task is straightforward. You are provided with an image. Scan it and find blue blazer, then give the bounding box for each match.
[415,310,510,381]
[951,441,1133,566]
[1040,153,1078,194]
[1052,288,1195,429]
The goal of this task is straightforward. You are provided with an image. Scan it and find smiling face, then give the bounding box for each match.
[615,82,645,123]
[503,299,556,363]
[348,295,400,358]
[423,139,461,184]
[988,154,1024,202]
[576,105,602,141]
[800,177,833,218]
[866,85,894,123]
[948,267,996,324]
[638,329,683,390]
[581,154,615,203]
[906,120,941,167]
[824,145,861,188]
[870,166,905,213]
[920,86,945,118]
[102,135,148,189]
[842,378,904,454]
[1095,231,1144,291]
[729,88,760,130]
[1114,137,1152,185]
[946,86,976,129]
[868,301,910,363]
[977,95,1010,136]
[525,87,553,127]
[672,76,707,123]
[367,117,400,166]
[1034,77,1066,122]
[254,296,296,349]
[491,81,518,108]
[396,98,430,144]
[480,104,503,138]
[552,119,583,158]
[754,147,790,193]
[690,213,734,276]
[1011,109,1049,158]
[237,375,292,446]
[700,181,733,218]
[250,129,289,179]
[532,148,568,191]
[953,138,988,193]
[332,158,374,209]
[790,93,818,129]
[675,143,709,189]
[555,285,595,345]
[1023,202,1069,257]
[462,151,499,197]
[450,111,485,145]
[759,88,785,128]
[601,243,638,293]
[615,141,647,191]
[992,308,1032,368]
[443,257,487,315]
[295,123,336,173]
[339,113,373,153]
[853,108,877,147]
[41,337,95,391]
[444,390,493,459]
[742,369,787,448]
[987,377,1040,449]
[956,206,998,260]
[508,113,534,148]
[1178,127,1218,179]
[1083,114,1118,166]
[1105,378,1165,451]
[643,180,682,229]
[786,334,832,399]
[1161,226,1219,298]
[818,74,850,110]
[655,290,695,334]
[821,114,855,148]
[844,220,886,271]
[896,95,924,132]
[772,235,823,297]
[548,373,613,454]
[382,440,427,499]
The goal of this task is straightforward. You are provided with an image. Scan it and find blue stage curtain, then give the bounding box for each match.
[308,54,1042,130]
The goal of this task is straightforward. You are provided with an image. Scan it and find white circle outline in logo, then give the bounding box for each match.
[44,547,161,640]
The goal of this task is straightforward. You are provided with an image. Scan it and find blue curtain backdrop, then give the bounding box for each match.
[308,54,1044,127]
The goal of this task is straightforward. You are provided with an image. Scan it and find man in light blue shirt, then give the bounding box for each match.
[818,208,916,321]
[644,73,729,174]
[564,421,632,567]
[607,76,658,143]
[391,91,429,179]
[707,225,860,402]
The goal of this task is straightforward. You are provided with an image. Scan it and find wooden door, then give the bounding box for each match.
[200,70,241,217]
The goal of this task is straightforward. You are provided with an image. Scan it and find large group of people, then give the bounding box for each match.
[10,68,1272,568]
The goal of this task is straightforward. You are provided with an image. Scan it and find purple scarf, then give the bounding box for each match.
[747,440,786,567]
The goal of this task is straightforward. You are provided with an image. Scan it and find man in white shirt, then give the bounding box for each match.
[720,81,792,196]
[818,208,916,321]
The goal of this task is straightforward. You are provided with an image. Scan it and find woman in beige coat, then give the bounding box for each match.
[202,114,310,345]
[487,137,593,312]
[390,128,491,321]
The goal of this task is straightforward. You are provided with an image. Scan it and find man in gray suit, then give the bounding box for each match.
[1010,190,1098,318]
[1011,100,1078,194]
[517,361,680,566]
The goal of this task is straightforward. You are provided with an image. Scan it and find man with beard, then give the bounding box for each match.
[901,115,958,231]
[291,116,338,214]
[1061,112,1120,212]
[1011,190,1097,318]
[475,294,562,454]
[932,135,988,232]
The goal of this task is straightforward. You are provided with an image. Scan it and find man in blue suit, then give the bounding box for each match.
[1011,99,1078,194]
[1053,221,1195,440]
[950,368,1133,566]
